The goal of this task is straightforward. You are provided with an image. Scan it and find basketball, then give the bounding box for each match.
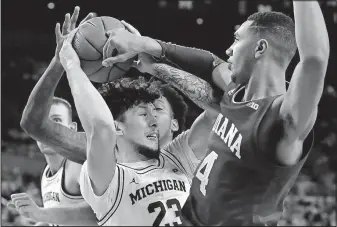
[72,16,134,83]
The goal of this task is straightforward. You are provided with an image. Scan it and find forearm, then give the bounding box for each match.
[39,204,97,226]
[65,66,115,134]
[150,63,216,109]
[293,1,329,59]
[142,37,225,84]
[20,57,64,129]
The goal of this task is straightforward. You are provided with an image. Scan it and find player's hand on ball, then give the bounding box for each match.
[59,29,81,71]
[55,6,94,61]
[7,193,43,223]
[102,21,144,67]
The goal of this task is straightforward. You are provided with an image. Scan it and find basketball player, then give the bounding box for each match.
[55,30,218,225]
[13,10,217,226]
[102,1,329,225]
[8,7,99,226]
[8,97,97,226]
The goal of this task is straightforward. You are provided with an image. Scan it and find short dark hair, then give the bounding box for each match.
[149,78,188,138]
[98,76,161,121]
[247,11,297,65]
[52,97,73,119]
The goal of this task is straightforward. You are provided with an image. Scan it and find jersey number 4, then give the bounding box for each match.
[148,198,182,226]
[195,151,218,196]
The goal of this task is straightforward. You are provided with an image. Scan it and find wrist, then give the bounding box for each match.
[140,36,163,58]
[51,57,64,70]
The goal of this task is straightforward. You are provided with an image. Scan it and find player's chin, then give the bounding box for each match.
[145,139,159,150]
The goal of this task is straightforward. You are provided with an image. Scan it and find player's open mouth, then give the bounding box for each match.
[146,132,158,140]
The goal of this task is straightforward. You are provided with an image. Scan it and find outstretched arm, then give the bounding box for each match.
[102,21,232,91]
[60,30,117,196]
[136,54,220,110]
[280,1,329,141]
[20,8,93,164]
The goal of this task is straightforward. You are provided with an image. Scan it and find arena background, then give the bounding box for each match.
[1,0,336,225]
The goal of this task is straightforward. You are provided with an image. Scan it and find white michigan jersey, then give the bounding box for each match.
[41,159,85,225]
[80,130,200,226]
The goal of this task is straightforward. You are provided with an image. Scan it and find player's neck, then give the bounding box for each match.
[116,141,152,163]
[243,61,286,101]
[160,134,173,148]
[44,154,65,174]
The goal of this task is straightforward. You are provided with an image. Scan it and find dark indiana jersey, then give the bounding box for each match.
[182,84,313,226]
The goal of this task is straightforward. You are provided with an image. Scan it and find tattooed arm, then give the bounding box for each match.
[136,56,219,159]
[138,55,220,110]
[152,64,220,109]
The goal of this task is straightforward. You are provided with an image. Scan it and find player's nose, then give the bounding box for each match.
[147,110,158,128]
[226,47,233,57]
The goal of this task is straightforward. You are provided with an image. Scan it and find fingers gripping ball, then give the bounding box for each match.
[72,17,133,83]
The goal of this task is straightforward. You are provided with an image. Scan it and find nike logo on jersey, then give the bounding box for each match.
[228,88,236,96]
[129,179,186,205]
[130,178,139,185]
[247,102,259,110]
[212,113,242,159]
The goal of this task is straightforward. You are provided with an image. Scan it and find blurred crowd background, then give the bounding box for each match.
[1,0,336,226]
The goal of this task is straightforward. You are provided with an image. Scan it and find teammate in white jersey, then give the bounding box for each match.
[8,7,97,226]
[9,98,96,226]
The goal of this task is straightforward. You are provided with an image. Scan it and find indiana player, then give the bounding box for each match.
[56,29,218,225]
[102,1,329,225]
[8,97,97,226]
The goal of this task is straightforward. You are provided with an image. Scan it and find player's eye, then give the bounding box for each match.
[139,113,147,116]
[52,118,62,123]
[156,107,163,111]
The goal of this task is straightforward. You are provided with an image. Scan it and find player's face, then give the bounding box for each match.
[37,103,74,155]
[121,102,160,158]
[154,96,178,147]
[226,20,258,84]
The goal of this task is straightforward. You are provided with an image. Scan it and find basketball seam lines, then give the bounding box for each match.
[106,65,114,83]
[85,38,103,56]
[87,65,104,76]
[101,17,107,32]
[114,64,127,72]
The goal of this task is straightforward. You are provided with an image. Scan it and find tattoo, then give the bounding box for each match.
[153,63,216,109]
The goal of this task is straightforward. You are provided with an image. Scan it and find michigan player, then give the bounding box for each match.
[9,98,96,226]
[57,30,217,225]
[8,7,98,226]
[102,1,329,225]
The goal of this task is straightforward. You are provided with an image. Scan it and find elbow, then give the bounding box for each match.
[20,116,35,133]
[20,114,44,136]
[301,53,329,69]
[300,44,330,64]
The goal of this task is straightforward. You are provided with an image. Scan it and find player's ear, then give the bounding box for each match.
[171,119,179,133]
[254,39,268,58]
[70,122,78,131]
[114,121,124,136]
